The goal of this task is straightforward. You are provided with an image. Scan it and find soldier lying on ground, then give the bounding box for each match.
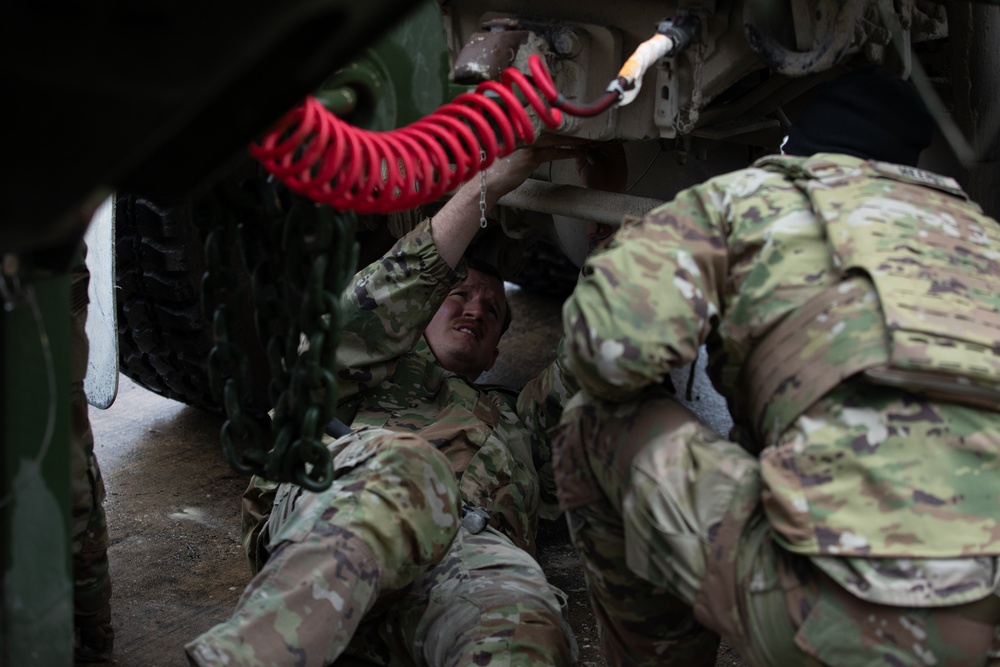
[186,146,591,666]
[553,65,1000,666]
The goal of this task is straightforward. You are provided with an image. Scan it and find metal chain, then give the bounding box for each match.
[196,189,267,477]
[197,175,358,492]
[479,149,488,228]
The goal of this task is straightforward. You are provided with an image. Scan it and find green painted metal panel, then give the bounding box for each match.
[1,273,73,666]
[316,0,454,131]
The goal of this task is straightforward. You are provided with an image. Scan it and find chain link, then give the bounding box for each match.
[479,149,488,228]
[197,174,358,492]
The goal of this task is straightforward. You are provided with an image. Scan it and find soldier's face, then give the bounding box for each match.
[424,268,506,380]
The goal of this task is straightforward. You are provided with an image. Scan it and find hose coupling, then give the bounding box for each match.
[657,15,700,56]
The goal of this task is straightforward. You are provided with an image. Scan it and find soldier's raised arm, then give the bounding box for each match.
[561,185,729,402]
[430,146,579,267]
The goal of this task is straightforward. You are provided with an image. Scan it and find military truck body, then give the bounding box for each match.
[108,1,1000,413]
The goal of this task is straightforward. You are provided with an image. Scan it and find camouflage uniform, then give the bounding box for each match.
[71,244,115,662]
[187,219,578,666]
[555,153,1000,665]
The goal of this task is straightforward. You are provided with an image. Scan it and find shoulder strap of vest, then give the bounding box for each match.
[866,161,970,200]
[758,154,971,202]
[753,154,812,179]
[798,157,972,202]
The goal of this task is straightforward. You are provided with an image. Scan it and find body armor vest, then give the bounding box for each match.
[742,156,1000,443]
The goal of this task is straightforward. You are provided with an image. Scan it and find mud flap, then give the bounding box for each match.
[83,195,119,409]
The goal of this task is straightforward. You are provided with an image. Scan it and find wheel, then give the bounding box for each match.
[114,192,271,416]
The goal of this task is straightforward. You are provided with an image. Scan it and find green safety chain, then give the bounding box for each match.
[196,175,358,492]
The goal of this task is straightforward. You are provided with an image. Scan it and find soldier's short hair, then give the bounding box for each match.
[783,65,934,167]
[466,257,513,338]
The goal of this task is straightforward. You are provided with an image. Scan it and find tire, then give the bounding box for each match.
[115,193,270,415]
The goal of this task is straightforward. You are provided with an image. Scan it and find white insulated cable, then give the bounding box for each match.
[607,33,674,107]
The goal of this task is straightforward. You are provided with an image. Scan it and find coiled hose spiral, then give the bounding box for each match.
[250,54,619,214]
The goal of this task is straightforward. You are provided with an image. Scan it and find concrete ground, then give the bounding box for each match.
[89,286,743,666]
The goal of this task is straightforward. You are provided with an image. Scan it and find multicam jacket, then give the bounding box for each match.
[562,153,1000,601]
[245,218,575,559]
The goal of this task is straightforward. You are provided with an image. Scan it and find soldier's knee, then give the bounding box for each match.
[622,421,756,602]
[363,432,461,517]
[337,432,462,587]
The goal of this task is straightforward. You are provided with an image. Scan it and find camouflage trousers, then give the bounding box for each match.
[338,525,577,667]
[552,388,1000,667]
[187,429,575,666]
[70,252,114,661]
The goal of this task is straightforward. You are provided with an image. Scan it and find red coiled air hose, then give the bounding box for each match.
[250,54,615,215]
